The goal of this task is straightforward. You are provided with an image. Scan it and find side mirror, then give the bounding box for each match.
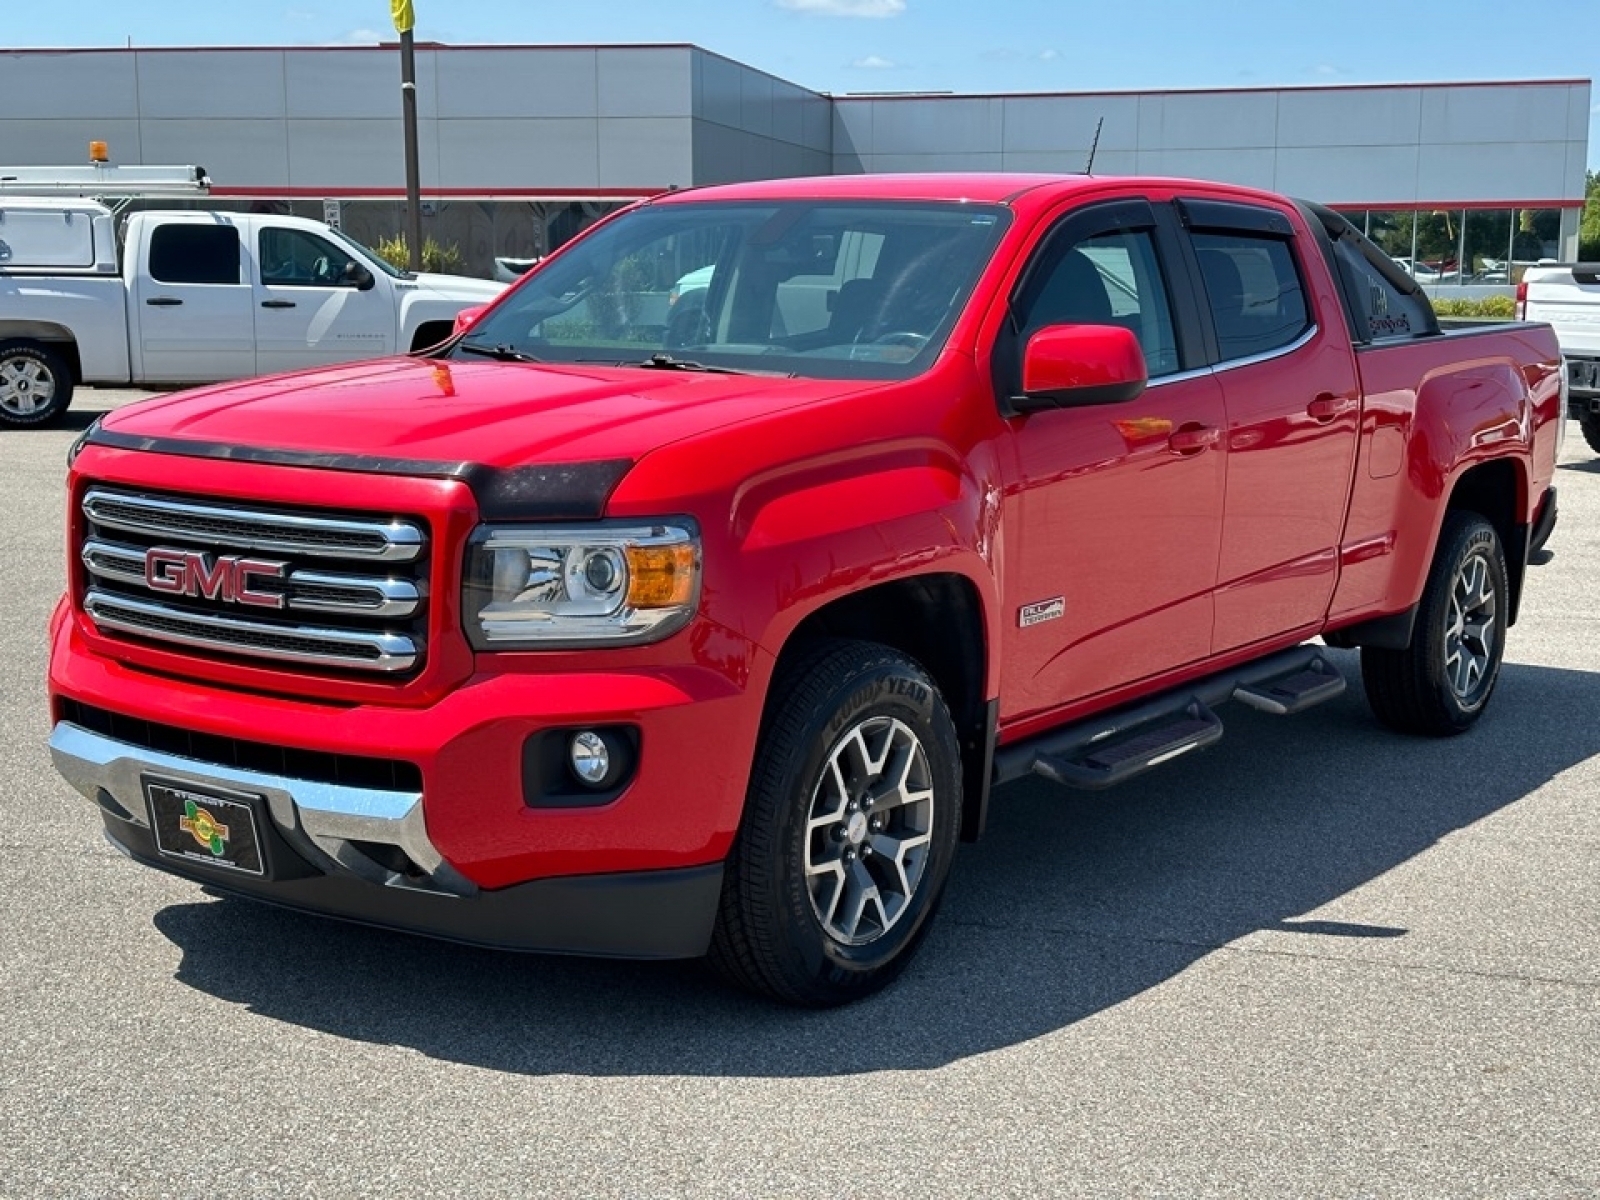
[452,305,487,336]
[1014,324,1147,412]
[342,261,376,291]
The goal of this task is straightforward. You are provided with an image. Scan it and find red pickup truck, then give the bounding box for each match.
[48,174,1564,1006]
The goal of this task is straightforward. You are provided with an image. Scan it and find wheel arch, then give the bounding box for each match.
[768,572,995,843]
[1445,456,1526,625]
[408,319,456,353]
[0,324,82,383]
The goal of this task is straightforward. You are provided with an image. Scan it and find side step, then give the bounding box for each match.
[1034,701,1222,790]
[994,645,1345,792]
[1232,656,1345,715]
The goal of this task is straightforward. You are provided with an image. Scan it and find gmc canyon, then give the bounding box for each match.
[49,174,1564,1005]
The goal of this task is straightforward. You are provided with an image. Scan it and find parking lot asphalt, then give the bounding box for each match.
[2,389,1597,1198]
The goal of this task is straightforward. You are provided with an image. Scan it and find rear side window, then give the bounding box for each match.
[1192,232,1310,362]
[1328,229,1438,341]
[149,224,241,285]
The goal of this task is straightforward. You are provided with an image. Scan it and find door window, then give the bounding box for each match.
[148,225,241,285]
[1191,232,1310,361]
[1017,228,1180,378]
[259,227,354,287]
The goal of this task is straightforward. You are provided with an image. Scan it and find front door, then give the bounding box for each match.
[998,199,1228,722]
[252,225,396,375]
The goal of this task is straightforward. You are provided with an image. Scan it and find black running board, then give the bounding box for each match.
[993,645,1346,791]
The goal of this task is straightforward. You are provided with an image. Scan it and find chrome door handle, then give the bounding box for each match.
[1168,425,1221,455]
[1307,393,1356,422]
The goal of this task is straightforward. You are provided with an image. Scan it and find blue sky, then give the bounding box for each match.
[10,0,1599,166]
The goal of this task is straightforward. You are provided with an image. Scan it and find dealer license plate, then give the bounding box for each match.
[145,779,266,877]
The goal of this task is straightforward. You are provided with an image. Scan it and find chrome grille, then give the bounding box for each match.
[78,487,429,676]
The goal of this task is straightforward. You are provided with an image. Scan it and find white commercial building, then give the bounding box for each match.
[1,45,1588,281]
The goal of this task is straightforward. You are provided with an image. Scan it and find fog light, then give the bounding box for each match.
[569,731,612,787]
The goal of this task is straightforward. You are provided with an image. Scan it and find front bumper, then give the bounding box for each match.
[50,608,762,889]
[50,721,723,958]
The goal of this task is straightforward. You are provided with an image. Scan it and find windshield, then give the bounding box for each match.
[337,231,409,280]
[448,199,1010,379]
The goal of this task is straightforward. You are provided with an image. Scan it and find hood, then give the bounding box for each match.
[412,272,507,302]
[100,357,883,470]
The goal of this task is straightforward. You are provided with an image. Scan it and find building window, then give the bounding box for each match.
[1463,209,1513,284]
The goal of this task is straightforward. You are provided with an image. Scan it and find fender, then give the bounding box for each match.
[730,446,1001,665]
[607,358,1010,701]
[1328,343,1532,630]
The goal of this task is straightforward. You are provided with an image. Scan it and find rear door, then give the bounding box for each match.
[130,219,256,383]
[251,224,397,374]
[1178,199,1363,654]
[997,198,1228,718]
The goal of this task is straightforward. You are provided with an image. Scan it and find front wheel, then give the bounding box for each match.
[0,339,74,428]
[1579,411,1600,456]
[1361,511,1507,736]
[709,640,963,1006]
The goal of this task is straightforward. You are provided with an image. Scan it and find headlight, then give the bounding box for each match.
[463,522,700,649]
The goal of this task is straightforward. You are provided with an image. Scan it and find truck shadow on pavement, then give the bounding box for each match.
[152,651,1600,1076]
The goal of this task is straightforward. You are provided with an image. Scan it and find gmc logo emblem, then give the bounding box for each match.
[144,548,287,609]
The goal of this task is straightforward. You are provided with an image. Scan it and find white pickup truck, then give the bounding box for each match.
[1519,262,1600,454]
[0,198,503,427]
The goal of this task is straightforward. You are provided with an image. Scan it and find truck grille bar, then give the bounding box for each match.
[81,539,424,620]
[82,489,425,562]
[77,487,430,677]
[84,591,420,672]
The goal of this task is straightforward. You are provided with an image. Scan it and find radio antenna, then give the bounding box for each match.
[1084,117,1104,174]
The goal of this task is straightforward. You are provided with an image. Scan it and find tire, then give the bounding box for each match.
[0,339,74,428]
[708,639,963,1007]
[1361,511,1507,736]
[1579,411,1600,456]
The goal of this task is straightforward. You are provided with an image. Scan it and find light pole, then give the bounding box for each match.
[392,0,423,272]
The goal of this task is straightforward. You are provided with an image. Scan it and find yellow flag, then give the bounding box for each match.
[391,0,415,34]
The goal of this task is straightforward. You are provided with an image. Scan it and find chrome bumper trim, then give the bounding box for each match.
[49,721,472,896]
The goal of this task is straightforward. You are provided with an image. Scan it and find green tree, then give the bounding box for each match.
[1582,170,1600,262]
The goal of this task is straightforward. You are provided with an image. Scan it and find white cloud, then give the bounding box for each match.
[332,27,386,43]
[1313,64,1344,77]
[850,55,898,68]
[1038,48,1060,61]
[777,0,907,17]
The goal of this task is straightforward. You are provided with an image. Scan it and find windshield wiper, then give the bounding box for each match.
[578,352,792,377]
[458,341,542,363]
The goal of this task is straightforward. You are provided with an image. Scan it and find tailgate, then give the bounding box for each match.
[1524,265,1600,360]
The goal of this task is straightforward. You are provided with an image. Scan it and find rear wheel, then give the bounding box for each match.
[1361,511,1507,736]
[709,640,962,1007]
[0,339,74,428]
[1579,411,1600,455]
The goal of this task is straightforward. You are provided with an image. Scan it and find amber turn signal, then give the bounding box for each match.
[626,544,698,608]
